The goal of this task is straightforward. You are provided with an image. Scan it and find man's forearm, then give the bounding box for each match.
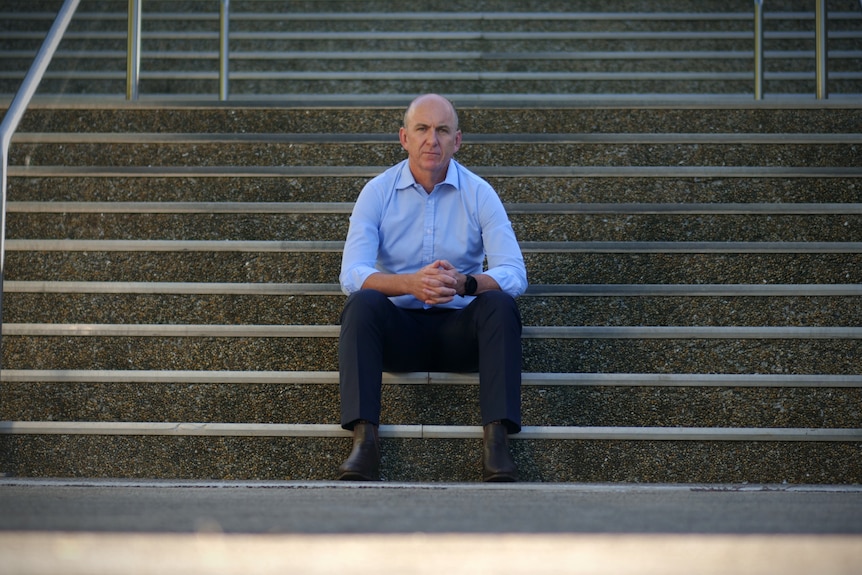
[360,272,412,297]
[458,272,501,296]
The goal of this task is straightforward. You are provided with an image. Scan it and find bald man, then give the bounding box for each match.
[337,94,528,482]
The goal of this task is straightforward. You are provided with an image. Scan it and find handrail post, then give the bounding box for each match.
[815,0,828,99]
[127,0,142,100]
[0,0,82,368]
[219,0,230,100]
[754,0,765,100]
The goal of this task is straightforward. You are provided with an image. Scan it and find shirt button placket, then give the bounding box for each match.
[422,193,435,264]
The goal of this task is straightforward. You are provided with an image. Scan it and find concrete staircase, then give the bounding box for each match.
[1,1,861,483]
[2,0,861,97]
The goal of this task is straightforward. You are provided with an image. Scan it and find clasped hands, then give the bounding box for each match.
[413,260,466,305]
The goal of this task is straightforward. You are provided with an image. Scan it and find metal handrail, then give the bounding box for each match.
[126,0,141,100]
[754,0,829,99]
[219,0,231,100]
[815,0,829,99]
[0,0,82,366]
[126,0,231,100]
[123,0,831,102]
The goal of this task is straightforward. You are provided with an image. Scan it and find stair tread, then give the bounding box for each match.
[2,421,860,441]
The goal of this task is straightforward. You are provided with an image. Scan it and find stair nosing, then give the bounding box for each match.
[7,281,862,297]
[12,132,862,145]
[3,323,860,339]
[9,202,862,215]
[3,369,861,388]
[0,421,858,442]
[9,239,860,254]
[7,166,862,179]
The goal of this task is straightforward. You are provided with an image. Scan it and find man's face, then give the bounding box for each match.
[399,95,462,185]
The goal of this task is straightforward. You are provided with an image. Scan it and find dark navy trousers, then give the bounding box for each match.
[338,289,522,433]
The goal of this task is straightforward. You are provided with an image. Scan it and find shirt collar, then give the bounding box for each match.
[395,159,460,192]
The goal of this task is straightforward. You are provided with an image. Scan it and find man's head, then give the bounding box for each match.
[399,94,462,190]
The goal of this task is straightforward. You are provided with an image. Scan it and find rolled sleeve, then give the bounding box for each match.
[339,184,385,295]
[478,188,528,298]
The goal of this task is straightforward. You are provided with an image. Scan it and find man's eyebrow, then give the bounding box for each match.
[412,122,453,130]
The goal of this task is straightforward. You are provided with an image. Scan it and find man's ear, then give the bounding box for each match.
[399,126,408,150]
[454,130,463,152]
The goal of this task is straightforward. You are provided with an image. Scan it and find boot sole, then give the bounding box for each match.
[483,472,518,482]
[336,470,380,481]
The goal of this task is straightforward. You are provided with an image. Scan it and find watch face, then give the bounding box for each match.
[465,275,478,295]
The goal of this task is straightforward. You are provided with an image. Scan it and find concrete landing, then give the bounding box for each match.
[1,480,860,574]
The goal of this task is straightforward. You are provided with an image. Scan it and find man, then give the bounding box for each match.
[337,94,528,482]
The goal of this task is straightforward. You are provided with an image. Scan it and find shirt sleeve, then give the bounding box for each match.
[477,183,528,298]
[339,181,384,295]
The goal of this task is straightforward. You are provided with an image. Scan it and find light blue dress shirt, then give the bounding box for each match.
[340,158,528,309]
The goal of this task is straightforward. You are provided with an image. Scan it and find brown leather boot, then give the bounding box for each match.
[337,421,380,481]
[482,421,517,482]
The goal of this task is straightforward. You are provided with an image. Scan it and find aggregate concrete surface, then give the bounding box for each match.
[1,480,861,574]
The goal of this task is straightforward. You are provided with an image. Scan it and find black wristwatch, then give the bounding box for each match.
[463,274,478,296]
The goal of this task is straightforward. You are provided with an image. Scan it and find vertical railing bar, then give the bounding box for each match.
[815,0,828,99]
[754,0,765,100]
[219,0,230,100]
[0,0,82,369]
[126,0,142,100]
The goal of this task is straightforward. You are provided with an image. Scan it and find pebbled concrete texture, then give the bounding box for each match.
[13,107,862,134]
[3,381,860,429]
[1,435,861,483]
[3,95,861,484]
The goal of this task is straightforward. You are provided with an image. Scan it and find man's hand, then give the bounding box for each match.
[361,259,496,306]
[415,260,458,305]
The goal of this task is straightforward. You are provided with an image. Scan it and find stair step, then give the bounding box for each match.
[7,201,862,215]
[5,369,862,387]
[8,239,862,253]
[4,5,862,96]
[5,323,862,339]
[7,281,862,297]
[4,421,860,442]
[12,132,862,144]
[1,433,858,482]
[0,91,862,483]
[8,253,860,284]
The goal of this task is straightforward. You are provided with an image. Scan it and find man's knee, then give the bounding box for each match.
[341,289,391,324]
[473,291,522,327]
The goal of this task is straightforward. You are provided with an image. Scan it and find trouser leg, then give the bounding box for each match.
[338,289,428,429]
[339,289,522,433]
[432,291,523,433]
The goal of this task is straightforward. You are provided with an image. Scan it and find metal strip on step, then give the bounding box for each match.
[8,166,861,179]
[3,281,345,295]
[0,421,858,442]
[8,202,862,216]
[3,370,861,388]
[10,93,862,110]
[6,239,862,254]
[5,239,345,252]
[525,284,862,296]
[2,370,861,388]
[3,324,861,339]
[6,201,357,214]
[12,132,861,145]
[520,241,862,254]
[5,281,862,297]
[523,326,862,339]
